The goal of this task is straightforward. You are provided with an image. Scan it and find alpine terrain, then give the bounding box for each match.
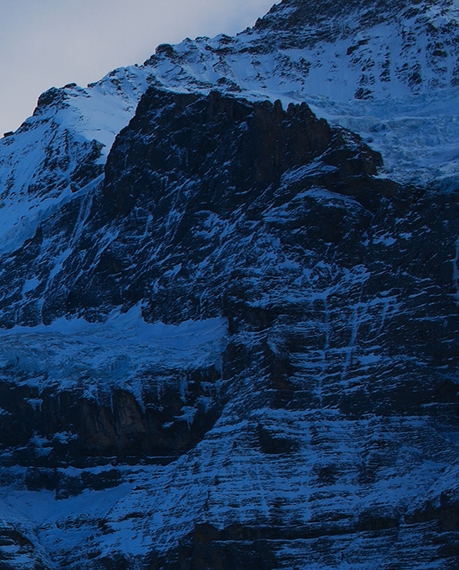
[0,0,457,568]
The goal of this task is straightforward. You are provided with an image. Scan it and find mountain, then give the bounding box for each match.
[0,0,458,568]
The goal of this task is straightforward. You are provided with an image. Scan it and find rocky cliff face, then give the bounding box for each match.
[0,1,457,569]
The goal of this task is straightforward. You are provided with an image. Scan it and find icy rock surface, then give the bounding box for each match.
[0,0,457,569]
[0,87,457,569]
[1,0,458,259]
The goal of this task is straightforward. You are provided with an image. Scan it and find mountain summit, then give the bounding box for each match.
[0,1,457,568]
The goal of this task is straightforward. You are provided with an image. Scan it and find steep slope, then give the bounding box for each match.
[0,0,457,569]
[0,88,457,569]
[0,66,157,261]
[1,0,458,243]
[143,0,459,185]
[62,89,459,569]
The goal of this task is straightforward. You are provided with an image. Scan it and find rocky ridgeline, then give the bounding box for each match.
[0,87,456,568]
[146,0,459,100]
[0,0,457,568]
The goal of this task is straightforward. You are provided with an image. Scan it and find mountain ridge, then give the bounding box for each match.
[0,1,457,568]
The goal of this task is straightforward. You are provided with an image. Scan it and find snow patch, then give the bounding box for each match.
[0,306,228,391]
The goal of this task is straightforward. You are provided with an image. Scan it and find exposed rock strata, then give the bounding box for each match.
[0,87,456,568]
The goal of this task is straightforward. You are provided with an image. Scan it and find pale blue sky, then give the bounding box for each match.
[0,0,274,134]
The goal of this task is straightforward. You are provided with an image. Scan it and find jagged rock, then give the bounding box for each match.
[0,82,455,568]
[0,1,457,569]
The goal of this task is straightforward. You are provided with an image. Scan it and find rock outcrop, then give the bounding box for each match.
[0,86,456,568]
[0,1,457,569]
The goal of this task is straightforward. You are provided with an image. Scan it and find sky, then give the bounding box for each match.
[0,0,274,135]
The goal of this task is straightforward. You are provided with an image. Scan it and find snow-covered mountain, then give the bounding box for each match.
[2,0,458,258]
[0,0,458,568]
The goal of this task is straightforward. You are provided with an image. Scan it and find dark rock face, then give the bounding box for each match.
[32,88,383,325]
[0,89,386,471]
[0,88,457,568]
[0,365,222,468]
